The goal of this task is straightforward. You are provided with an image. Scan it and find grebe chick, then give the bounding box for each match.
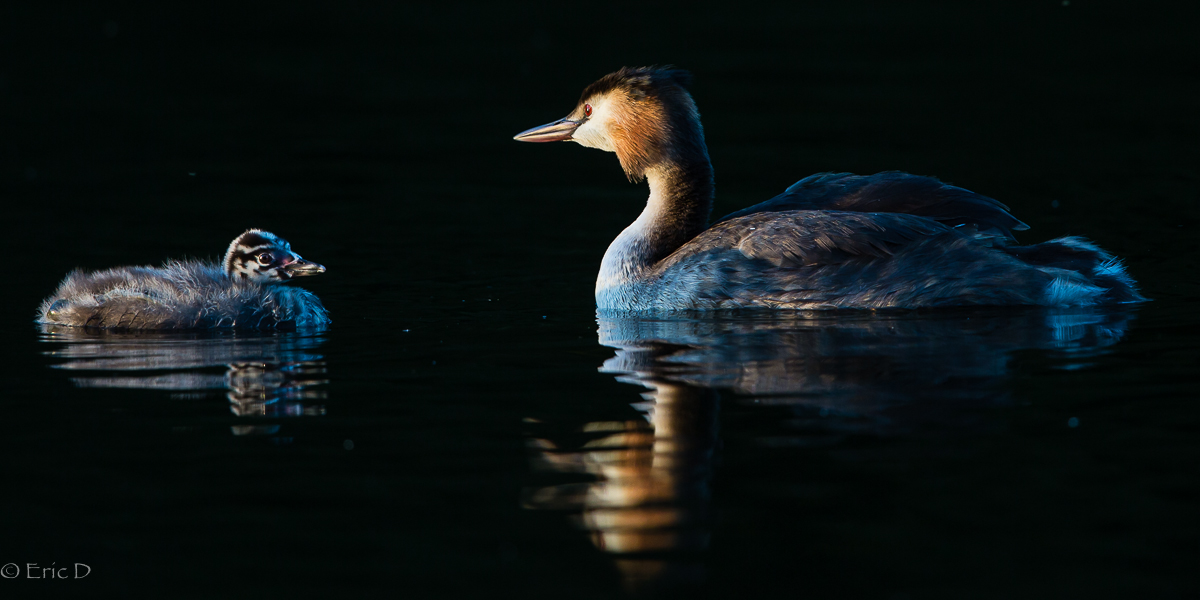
[38,229,330,330]
[515,67,1145,310]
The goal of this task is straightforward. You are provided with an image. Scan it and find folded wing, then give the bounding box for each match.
[714,171,1028,242]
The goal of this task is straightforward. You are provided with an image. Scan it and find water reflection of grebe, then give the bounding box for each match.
[38,327,328,427]
[525,307,1136,593]
[526,378,717,593]
[515,67,1144,310]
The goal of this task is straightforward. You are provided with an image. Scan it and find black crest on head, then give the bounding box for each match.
[236,231,271,248]
[579,66,693,104]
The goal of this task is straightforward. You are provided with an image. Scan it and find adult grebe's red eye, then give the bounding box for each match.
[584,103,592,117]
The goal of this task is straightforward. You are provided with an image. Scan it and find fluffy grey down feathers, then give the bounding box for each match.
[38,249,329,331]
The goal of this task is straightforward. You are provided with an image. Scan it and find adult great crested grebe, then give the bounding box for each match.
[38,229,330,330]
[514,67,1145,311]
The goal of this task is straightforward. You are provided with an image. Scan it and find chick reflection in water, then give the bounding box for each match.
[39,327,328,428]
[525,370,719,593]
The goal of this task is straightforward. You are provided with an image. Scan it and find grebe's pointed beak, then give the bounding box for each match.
[513,117,583,142]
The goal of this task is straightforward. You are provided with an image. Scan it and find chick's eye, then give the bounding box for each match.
[257,252,273,264]
[584,103,592,117]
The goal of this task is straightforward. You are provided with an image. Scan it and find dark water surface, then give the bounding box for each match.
[4,2,1198,598]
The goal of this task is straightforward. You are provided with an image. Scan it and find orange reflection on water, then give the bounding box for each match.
[526,378,718,593]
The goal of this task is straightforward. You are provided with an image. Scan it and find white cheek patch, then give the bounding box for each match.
[572,96,617,152]
[233,261,257,281]
[573,124,615,152]
[232,258,278,283]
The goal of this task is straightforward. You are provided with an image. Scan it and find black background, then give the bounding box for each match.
[2,1,1198,598]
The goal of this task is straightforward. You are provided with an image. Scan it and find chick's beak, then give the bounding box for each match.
[513,117,583,142]
[283,257,326,277]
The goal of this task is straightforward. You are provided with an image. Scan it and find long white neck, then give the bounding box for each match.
[596,159,715,297]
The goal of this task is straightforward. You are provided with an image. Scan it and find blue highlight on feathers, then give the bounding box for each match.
[37,231,329,331]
